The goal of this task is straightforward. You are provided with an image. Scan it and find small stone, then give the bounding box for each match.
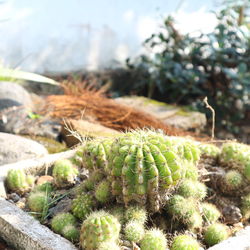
[36,175,54,185]
[8,193,21,203]
[49,197,72,217]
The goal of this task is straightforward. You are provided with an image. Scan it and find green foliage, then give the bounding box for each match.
[124,7,250,131]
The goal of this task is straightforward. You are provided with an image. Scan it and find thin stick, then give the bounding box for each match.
[203,97,215,140]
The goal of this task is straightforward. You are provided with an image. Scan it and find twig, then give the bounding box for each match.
[203,97,215,140]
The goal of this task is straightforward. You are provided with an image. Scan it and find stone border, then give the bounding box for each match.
[0,151,250,250]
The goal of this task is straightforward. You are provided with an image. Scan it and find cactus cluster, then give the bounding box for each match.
[51,212,79,242]
[81,130,200,211]
[6,169,34,195]
[52,159,79,188]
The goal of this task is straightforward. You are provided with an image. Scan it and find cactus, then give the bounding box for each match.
[186,211,203,232]
[33,182,53,194]
[177,179,207,200]
[124,220,145,242]
[201,203,221,224]
[84,170,105,191]
[224,170,244,190]
[52,159,78,188]
[95,180,112,203]
[61,224,79,242]
[204,223,229,246]
[82,130,200,211]
[241,193,250,219]
[166,195,197,220]
[6,169,34,195]
[71,193,94,220]
[80,210,121,250]
[140,228,167,250]
[171,235,200,250]
[109,205,125,225]
[125,205,147,225]
[98,241,121,250]
[51,212,77,234]
[199,143,221,158]
[27,191,50,217]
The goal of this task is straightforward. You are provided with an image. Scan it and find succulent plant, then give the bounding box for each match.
[124,220,145,242]
[109,205,125,224]
[33,182,53,194]
[61,224,79,242]
[199,143,221,158]
[171,234,200,250]
[95,180,112,203]
[241,193,250,219]
[224,170,244,190]
[27,191,50,217]
[83,170,105,191]
[125,205,147,225]
[166,195,197,220]
[97,241,121,250]
[186,211,203,232]
[6,169,34,195]
[140,228,167,250]
[177,179,207,200]
[51,212,77,234]
[201,203,221,224]
[80,210,121,250]
[204,223,229,246]
[71,193,94,220]
[52,159,79,188]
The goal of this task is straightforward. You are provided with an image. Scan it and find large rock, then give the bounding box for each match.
[0,81,33,110]
[0,132,48,165]
[115,96,206,132]
[61,119,120,147]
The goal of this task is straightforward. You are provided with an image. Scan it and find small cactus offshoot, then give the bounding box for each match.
[204,223,229,246]
[80,210,121,250]
[98,241,121,250]
[61,224,79,242]
[140,228,167,250]
[224,170,243,190]
[71,193,94,220]
[51,212,77,234]
[241,193,250,219]
[52,159,78,188]
[125,205,147,225]
[6,169,34,195]
[95,180,112,203]
[124,220,145,243]
[171,234,200,250]
[201,203,221,224]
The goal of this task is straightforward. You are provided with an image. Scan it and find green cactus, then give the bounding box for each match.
[177,179,207,200]
[83,170,105,191]
[95,180,112,203]
[109,205,125,225]
[201,203,221,224]
[82,139,112,172]
[186,211,203,232]
[80,210,121,250]
[33,182,53,194]
[52,159,79,188]
[241,193,250,219]
[171,235,200,250]
[27,191,50,217]
[61,224,79,242]
[71,193,94,220]
[6,169,34,195]
[140,228,167,250]
[124,220,145,243]
[199,143,221,158]
[204,223,229,246]
[97,241,121,250]
[125,205,147,225]
[166,195,197,220]
[224,170,244,190]
[51,212,77,234]
[82,130,200,211]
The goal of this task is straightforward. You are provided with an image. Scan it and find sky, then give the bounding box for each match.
[0,0,220,73]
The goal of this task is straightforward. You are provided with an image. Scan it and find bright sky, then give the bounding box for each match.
[0,0,220,72]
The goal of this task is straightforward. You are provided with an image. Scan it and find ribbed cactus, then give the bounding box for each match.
[81,130,200,211]
[6,169,34,195]
[71,193,94,220]
[80,210,121,250]
[52,159,79,188]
